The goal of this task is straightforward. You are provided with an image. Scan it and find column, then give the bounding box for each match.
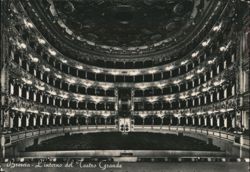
[25,114,30,127]
[34,68,37,76]
[115,88,118,112]
[232,85,235,96]
[178,101,181,108]
[242,111,249,130]
[216,65,220,74]
[236,111,242,128]
[216,115,220,128]
[59,116,62,125]
[231,117,236,128]
[192,116,195,126]
[224,88,227,98]
[39,115,43,126]
[10,83,14,95]
[40,72,43,80]
[178,117,181,126]
[33,91,37,102]
[60,81,62,89]
[185,117,189,126]
[67,100,70,108]
[210,93,213,103]
[26,63,30,72]
[9,113,15,129]
[67,84,70,91]
[198,116,201,126]
[85,101,87,109]
[224,115,228,128]
[53,98,56,106]
[46,95,49,105]
[46,116,49,126]
[231,54,235,63]
[18,57,22,66]
[104,118,107,126]
[170,117,173,125]
[47,75,49,84]
[210,116,214,127]
[76,101,79,109]
[18,85,22,97]
[224,60,227,69]
[40,93,43,103]
[76,70,79,77]
[67,116,70,125]
[67,66,70,74]
[210,70,213,78]
[18,114,22,128]
[59,99,62,107]
[76,117,79,125]
[131,88,134,112]
[33,115,37,127]
[52,116,56,125]
[204,116,207,126]
[217,91,220,101]
[85,117,88,126]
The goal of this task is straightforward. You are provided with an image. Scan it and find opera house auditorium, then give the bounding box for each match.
[0,0,249,171]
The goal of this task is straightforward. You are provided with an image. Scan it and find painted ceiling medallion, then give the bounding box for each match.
[50,0,195,48]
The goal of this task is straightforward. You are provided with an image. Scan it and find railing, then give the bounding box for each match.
[133,125,250,149]
[8,95,116,116]
[2,125,249,149]
[3,125,117,146]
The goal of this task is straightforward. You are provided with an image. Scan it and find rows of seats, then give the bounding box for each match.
[25,133,220,151]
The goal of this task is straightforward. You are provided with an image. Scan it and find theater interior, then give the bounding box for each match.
[0,0,249,171]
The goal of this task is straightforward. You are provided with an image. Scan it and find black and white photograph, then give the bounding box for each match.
[0,0,249,171]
